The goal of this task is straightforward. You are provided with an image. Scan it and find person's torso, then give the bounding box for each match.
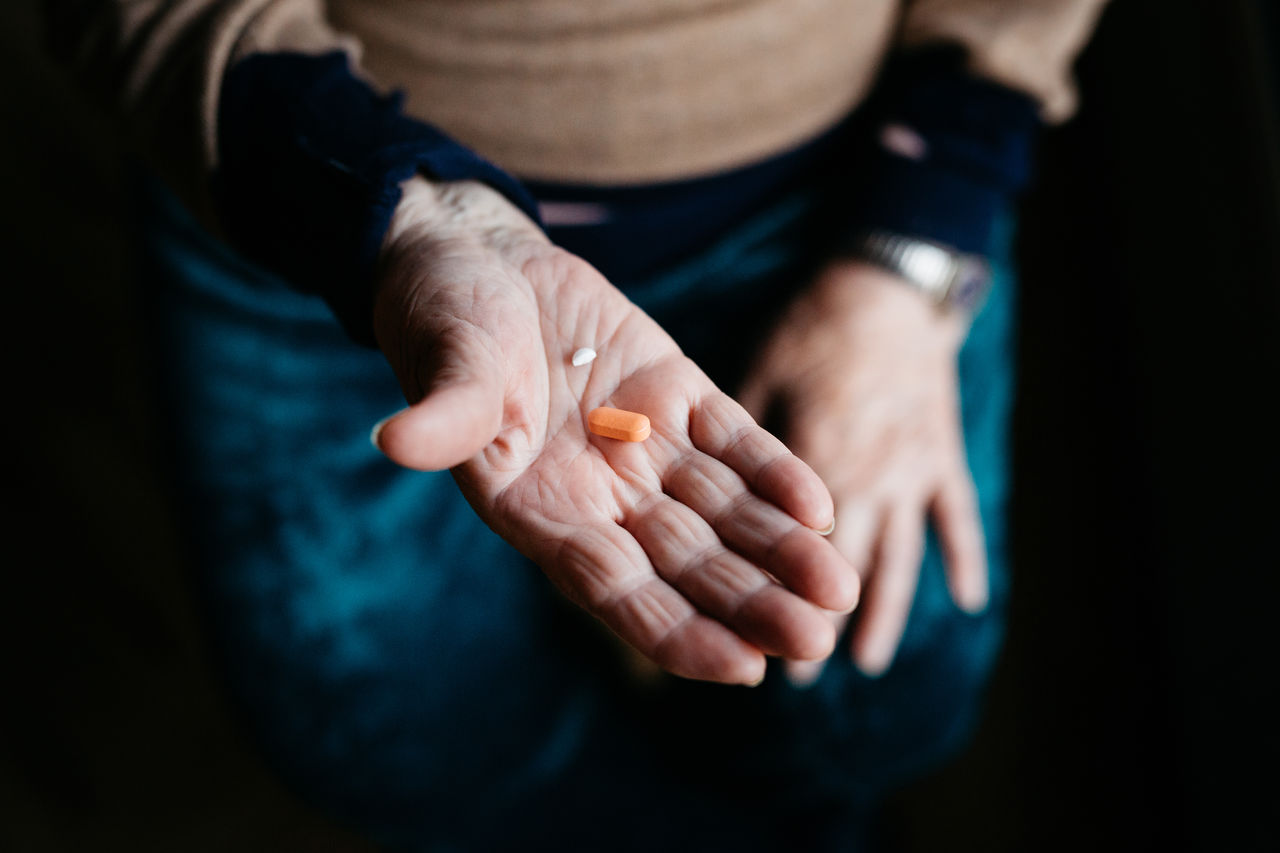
[331,0,898,184]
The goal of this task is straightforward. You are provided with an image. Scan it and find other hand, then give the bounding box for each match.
[738,261,988,684]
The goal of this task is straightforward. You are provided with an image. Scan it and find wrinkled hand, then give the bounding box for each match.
[738,261,988,684]
[371,178,860,685]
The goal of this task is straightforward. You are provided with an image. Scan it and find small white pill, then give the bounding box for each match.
[571,347,597,367]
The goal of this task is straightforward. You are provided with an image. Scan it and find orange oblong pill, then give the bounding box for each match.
[587,407,651,442]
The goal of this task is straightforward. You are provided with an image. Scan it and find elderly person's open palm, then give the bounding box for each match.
[372,178,861,684]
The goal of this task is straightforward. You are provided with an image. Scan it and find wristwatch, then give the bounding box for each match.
[849,230,992,314]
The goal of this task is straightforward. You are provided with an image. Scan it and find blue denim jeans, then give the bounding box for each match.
[141,176,1015,852]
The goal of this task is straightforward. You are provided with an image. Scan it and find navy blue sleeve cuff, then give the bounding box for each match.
[213,51,542,346]
[846,46,1042,256]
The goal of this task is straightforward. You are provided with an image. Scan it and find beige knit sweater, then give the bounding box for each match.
[60,0,1107,208]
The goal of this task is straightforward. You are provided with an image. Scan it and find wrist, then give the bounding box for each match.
[816,260,968,352]
[843,229,992,317]
[215,51,544,347]
[385,177,546,249]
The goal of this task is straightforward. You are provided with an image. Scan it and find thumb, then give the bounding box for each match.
[372,357,506,471]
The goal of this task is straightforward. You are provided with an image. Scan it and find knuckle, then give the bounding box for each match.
[552,532,639,611]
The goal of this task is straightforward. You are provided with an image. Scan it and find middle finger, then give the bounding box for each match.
[661,450,860,613]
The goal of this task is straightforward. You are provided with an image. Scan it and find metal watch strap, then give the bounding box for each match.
[850,230,992,313]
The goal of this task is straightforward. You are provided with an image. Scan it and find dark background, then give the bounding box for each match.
[2,1,1277,850]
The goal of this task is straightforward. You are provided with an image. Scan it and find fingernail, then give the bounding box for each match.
[836,572,861,614]
[786,664,824,690]
[745,672,766,688]
[957,580,989,614]
[855,643,893,679]
[370,412,398,451]
[817,518,836,536]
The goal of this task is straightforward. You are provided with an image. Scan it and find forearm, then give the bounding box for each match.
[44,0,350,219]
[843,0,1111,258]
[45,0,540,345]
[902,0,1112,122]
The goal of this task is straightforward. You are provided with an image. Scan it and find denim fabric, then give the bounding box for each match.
[141,174,1016,852]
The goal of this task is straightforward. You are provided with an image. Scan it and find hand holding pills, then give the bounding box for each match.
[739,260,989,683]
[370,177,859,685]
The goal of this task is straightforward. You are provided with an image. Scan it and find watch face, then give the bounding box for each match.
[950,262,991,312]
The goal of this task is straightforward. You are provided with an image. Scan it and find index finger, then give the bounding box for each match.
[690,393,835,531]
